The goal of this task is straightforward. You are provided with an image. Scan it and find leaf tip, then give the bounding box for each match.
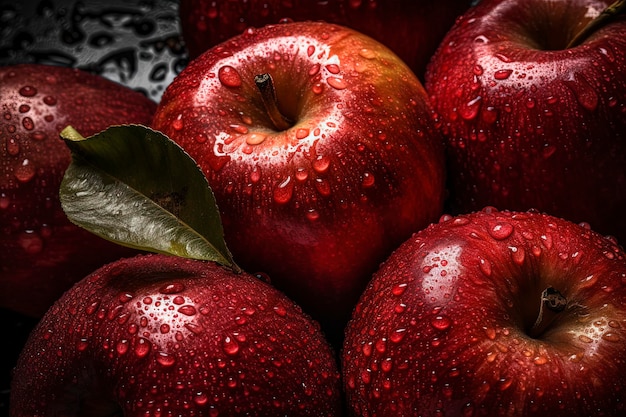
[60,125,86,142]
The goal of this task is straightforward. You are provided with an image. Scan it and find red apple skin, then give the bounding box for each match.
[178,0,474,79]
[152,21,446,344]
[10,253,343,416]
[0,64,157,318]
[424,0,626,242]
[342,207,626,417]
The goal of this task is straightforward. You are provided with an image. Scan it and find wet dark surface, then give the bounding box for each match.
[0,0,187,102]
[1,1,187,415]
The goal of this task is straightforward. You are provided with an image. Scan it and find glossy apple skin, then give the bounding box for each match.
[424,0,626,242]
[0,64,157,318]
[178,0,474,79]
[10,253,343,416]
[152,21,446,343]
[343,207,626,416]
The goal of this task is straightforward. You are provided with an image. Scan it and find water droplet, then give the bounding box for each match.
[21,117,34,131]
[43,95,57,106]
[390,328,406,343]
[246,133,266,145]
[391,283,407,296]
[566,73,598,112]
[431,315,452,330]
[273,176,294,204]
[194,392,209,406]
[19,85,38,97]
[306,209,320,221]
[218,65,242,88]
[602,332,620,342]
[489,222,514,240]
[157,351,176,367]
[116,340,130,355]
[498,377,513,391]
[160,282,185,294]
[359,48,376,59]
[361,172,375,188]
[15,159,35,183]
[315,178,331,196]
[296,128,309,139]
[18,104,30,113]
[313,155,330,173]
[222,336,240,355]
[134,337,151,358]
[6,137,20,155]
[307,45,316,57]
[312,83,324,94]
[510,246,525,265]
[0,193,10,209]
[479,257,492,276]
[494,69,513,80]
[30,131,47,141]
[460,96,482,120]
[178,305,197,316]
[308,63,321,77]
[325,64,340,74]
[327,77,347,90]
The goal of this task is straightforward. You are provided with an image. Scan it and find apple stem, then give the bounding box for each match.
[566,0,626,48]
[254,73,293,131]
[529,287,567,338]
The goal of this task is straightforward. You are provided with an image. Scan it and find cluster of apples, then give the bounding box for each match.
[3,0,626,416]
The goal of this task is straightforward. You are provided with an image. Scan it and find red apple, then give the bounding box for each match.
[0,64,157,318]
[343,207,626,416]
[424,0,626,241]
[151,21,446,344]
[178,0,474,79]
[10,253,343,416]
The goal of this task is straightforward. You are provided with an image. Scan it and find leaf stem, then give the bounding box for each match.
[529,287,567,338]
[254,73,293,131]
[567,0,626,48]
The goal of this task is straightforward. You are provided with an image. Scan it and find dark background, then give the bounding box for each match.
[0,1,187,414]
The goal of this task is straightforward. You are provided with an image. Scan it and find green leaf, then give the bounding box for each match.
[60,124,240,272]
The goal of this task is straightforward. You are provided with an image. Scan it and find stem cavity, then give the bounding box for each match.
[567,0,626,48]
[529,287,567,338]
[254,73,293,131]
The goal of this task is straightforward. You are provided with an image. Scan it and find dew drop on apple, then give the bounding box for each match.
[313,155,330,173]
[160,282,185,294]
[43,95,57,106]
[312,82,324,94]
[327,77,347,90]
[309,63,320,76]
[431,315,452,330]
[76,338,89,352]
[273,175,294,204]
[246,133,266,145]
[18,229,43,254]
[222,336,240,356]
[116,339,130,355]
[315,178,332,197]
[296,128,309,139]
[479,257,492,277]
[0,193,10,209]
[488,222,514,240]
[569,76,599,112]
[193,392,209,406]
[6,136,20,156]
[134,337,151,358]
[157,351,176,367]
[218,65,242,88]
[460,96,482,120]
[494,69,513,80]
[18,85,38,97]
[178,305,197,316]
